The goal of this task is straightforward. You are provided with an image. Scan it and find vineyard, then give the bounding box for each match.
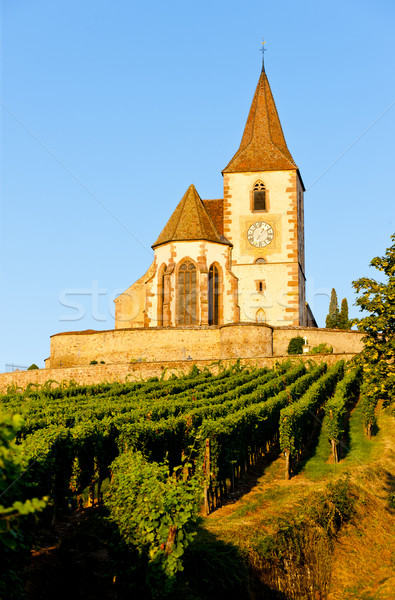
[0,358,366,598]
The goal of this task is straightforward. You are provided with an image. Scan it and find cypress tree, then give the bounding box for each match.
[325,288,339,328]
[338,298,350,329]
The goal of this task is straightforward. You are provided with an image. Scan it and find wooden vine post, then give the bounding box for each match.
[203,438,211,515]
[282,414,291,480]
[329,409,339,463]
[164,525,178,556]
[284,450,291,480]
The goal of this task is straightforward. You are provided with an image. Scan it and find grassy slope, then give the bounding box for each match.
[327,404,395,600]
[199,400,395,599]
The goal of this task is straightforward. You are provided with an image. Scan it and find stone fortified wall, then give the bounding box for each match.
[46,323,363,369]
[273,327,364,356]
[0,353,358,394]
[47,323,275,368]
[0,323,363,393]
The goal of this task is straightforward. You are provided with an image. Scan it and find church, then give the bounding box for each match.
[45,55,369,373]
[114,58,317,331]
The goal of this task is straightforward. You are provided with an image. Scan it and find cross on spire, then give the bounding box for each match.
[260,38,266,71]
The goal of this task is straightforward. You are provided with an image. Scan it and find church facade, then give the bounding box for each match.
[44,56,366,372]
[114,61,316,330]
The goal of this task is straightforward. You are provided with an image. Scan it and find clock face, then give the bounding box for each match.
[247,222,274,248]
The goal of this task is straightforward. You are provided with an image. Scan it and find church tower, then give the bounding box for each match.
[222,59,307,326]
[114,55,313,331]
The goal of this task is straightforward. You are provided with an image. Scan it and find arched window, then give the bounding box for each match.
[208,264,220,325]
[256,309,266,323]
[255,257,266,264]
[157,265,166,326]
[253,181,266,211]
[178,261,197,325]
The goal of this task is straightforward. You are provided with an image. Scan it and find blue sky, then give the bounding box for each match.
[1,0,394,370]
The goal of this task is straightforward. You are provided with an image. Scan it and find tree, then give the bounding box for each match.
[325,288,339,328]
[287,336,305,355]
[352,233,395,413]
[338,298,350,329]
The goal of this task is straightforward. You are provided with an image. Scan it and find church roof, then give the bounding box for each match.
[202,199,224,236]
[152,185,230,248]
[223,66,297,173]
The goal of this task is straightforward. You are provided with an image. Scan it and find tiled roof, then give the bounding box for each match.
[202,199,224,236]
[152,185,230,248]
[223,67,297,173]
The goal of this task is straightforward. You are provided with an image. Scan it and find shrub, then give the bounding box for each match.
[27,364,39,370]
[106,451,202,597]
[287,336,305,355]
[309,343,333,355]
[89,360,98,365]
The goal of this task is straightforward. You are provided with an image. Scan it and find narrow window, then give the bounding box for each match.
[208,264,219,325]
[159,273,165,325]
[178,261,197,325]
[253,181,266,211]
[255,280,266,293]
[157,266,166,326]
[256,309,266,323]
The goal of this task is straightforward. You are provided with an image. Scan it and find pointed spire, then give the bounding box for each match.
[152,184,229,248]
[260,38,266,72]
[223,64,297,173]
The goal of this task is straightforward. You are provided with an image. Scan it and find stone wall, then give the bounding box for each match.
[273,327,364,356]
[49,326,222,368]
[0,353,358,394]
[47,323,363,369]
[219,323,273,358]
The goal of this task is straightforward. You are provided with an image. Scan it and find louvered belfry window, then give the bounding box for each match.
[253,181,266,211]
[178,261,197,325]
[208,264,219,325]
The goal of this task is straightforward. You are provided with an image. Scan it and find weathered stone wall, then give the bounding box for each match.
[46,324,363,369]
[49,327,222,368]
[273,327,364,356]
[219,323,273,359]
[0,353,358,394]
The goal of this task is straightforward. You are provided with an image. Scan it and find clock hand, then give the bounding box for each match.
[256,229,268,241]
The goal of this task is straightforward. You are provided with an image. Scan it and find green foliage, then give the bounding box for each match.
[326,288,339,328]
[324,366,362,443]
[360,385,378,434]
[326,295,350,330]
[21,426,74,510]
[0,361,362,595]
[338,298,350,329]
[287,336,305,355]
[279,361,345,462]
[106,451,202,597]
[196,363,326,487]
[307,476,355,534]
[90,360,98,365]
[352,233,395,414]
[188,364,202,378]
[27,363,39,370]
[309,343,333,355]
[255,476,355,563]
[0,412,47,599]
